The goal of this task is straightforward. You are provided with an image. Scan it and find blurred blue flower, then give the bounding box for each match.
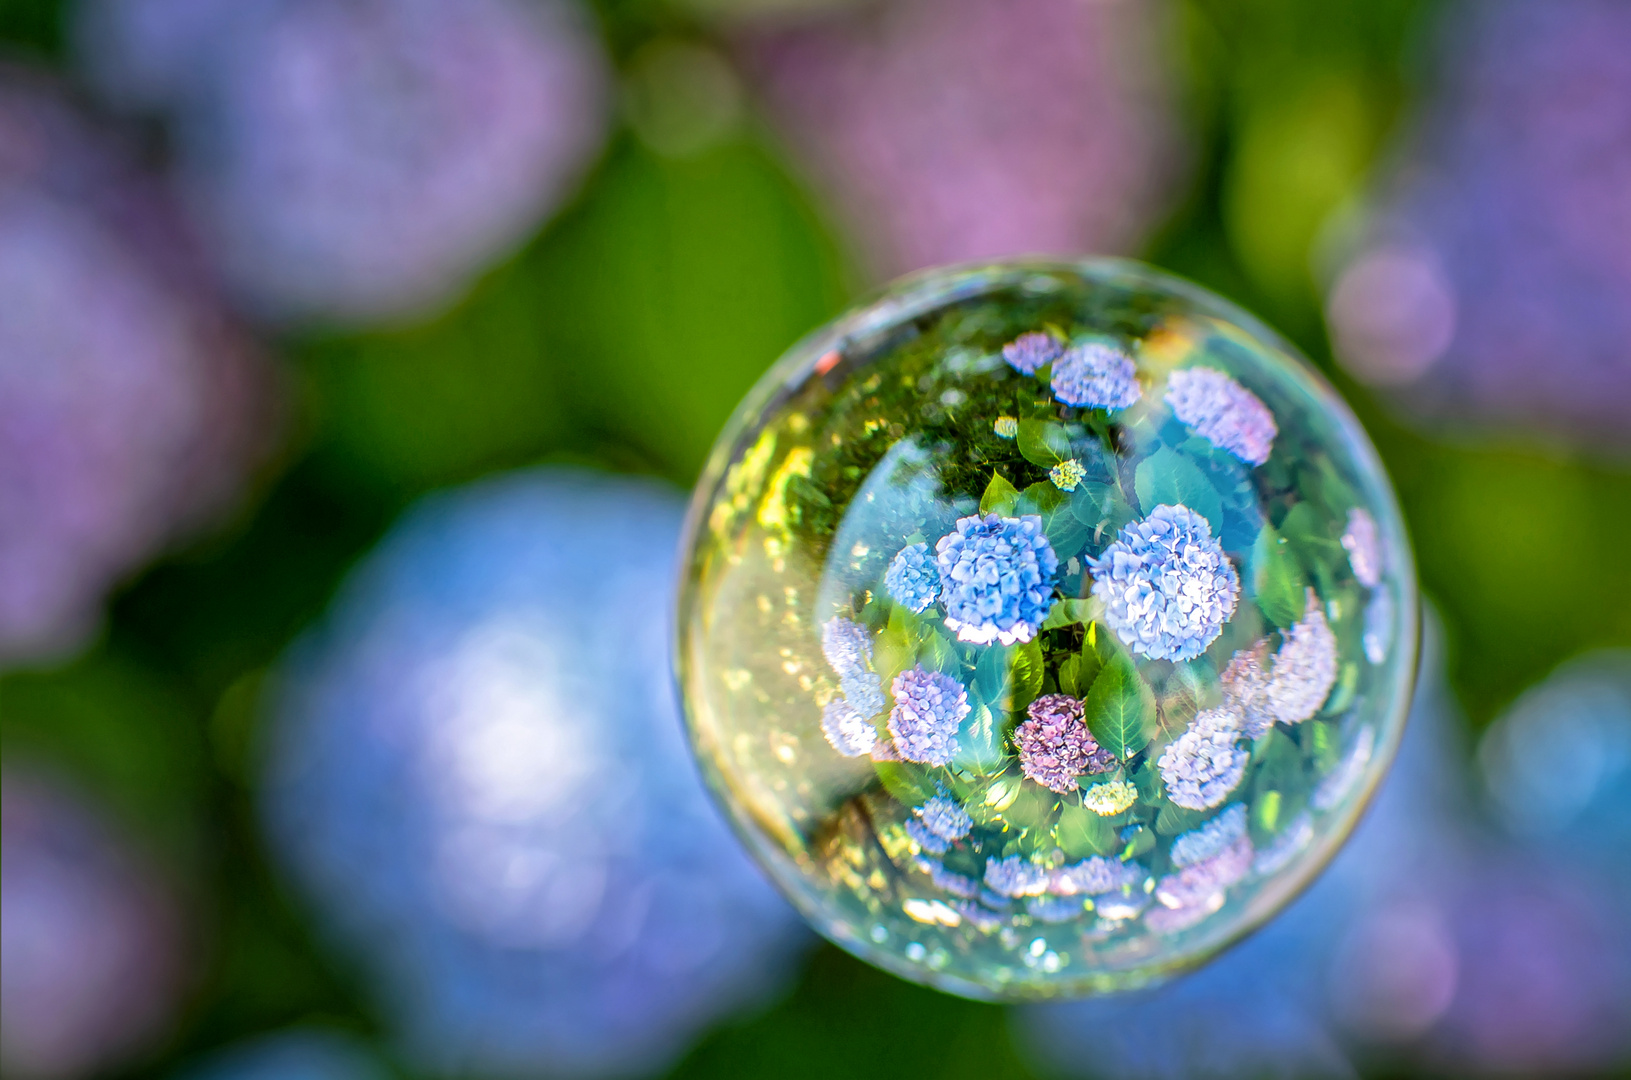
[1050,342,1140,410]
[916,794,972,843]
[1048,856,1141,897]
[820,697,876,758]
[262,468,806,1078]
[76,0,611,323]
[1,766,189,1079]
[884,542,941,613]
[886,666,969,766]
[905,819,948,855]
[820,616,872,678]
[934,513,1058,646]
[1090,504,1239,662]
[1164,367,1277,465]
[1002,331,1064,375]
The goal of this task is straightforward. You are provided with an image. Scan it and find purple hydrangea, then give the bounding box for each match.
[1158,708,1249,811]
[1220,642,1277,740]
[884,542,941,613]
[1050,342,1141,410]
[1089,504,1240,662]
[984,855,1050,898]
[1342,507,1383,588]
[934,514,1058,646]
[1164,367,1277,466]
[1170,804,1249,868]
[1264,600,1339,725]
[1048,856,1142,897]
[1014,694,1117,793]
[821,697,877,757]
[1002,331,1065,374]
[822,616,886,717]
[2,768,189,1078]
[916,795,973,843]
[79,0,611,323]
[1152,831,1254,912]
[927,862,981,899]
[887,666,970,765]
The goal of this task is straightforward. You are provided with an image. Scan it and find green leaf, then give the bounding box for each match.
[1055,801,1123,858]
[1041,598,1093,631]
[1134,447,1223,535]
[875,761,938,807]
[1155,801,1212,836]
[1017,419,1073,468]
[1010,639,1046,713]
[953,700,1005,775]
[980,470,1021,516]
[1082,653,1155,759]
[1250,524,1309,628]
[1019,483,1089,560]
[1057,654,1083,698]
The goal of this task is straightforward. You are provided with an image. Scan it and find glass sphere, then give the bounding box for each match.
[677,259,1418,1000]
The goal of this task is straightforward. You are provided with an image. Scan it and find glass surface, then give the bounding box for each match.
[677,259,1418,1000]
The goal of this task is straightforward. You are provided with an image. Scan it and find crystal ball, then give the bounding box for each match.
[677,259,1418,999]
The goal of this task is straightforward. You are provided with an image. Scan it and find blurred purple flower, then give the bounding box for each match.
[1048,856,1141,898]
[887,666,969,766]
[77,0,610,324]
[262,468,806,1078]
[1163,367,1277,466]
[1265,597,1339,726]
[1050,343,1141,411]
[1003,331,1064,376]
[1,767,189,1080]
[746,0,1181,278]
[984,855,1049,899]
[820,696,876,757]
[1169,804,1248,869]
[1326,0,1631,449]
[0,73,277,664]
[1341,507,1382,589]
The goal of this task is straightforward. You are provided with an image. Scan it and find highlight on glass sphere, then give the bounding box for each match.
[677,258,1418,1000]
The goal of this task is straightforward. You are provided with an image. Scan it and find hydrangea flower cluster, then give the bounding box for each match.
[916,795,973,844]
[887,666,970,765]
[1342,508,1382,588]
[1014,694,1116,793]
[935,513,1059,645]
[1152,830,1253,912]
[1158,708,1250,810]
[1218,600,1340,739]
[1164,367,1277,465]
[984,855,1050,898]
[1049,458,1087,491]
[1050,343,1141,410]
[1049,856,1143,896]
[1170,804,1249,868]
[993,416,1019,438]
[1081,779,1139,816]
[1002,331,1065,375]
[884,542,941,613]
[1090,504,1240,662]
[821,697,877,757]
[822,616,886,717]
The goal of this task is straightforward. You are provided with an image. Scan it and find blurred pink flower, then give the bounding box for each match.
[1,767,190,1080]
[0,72,279,663]
[747,0,1183,278]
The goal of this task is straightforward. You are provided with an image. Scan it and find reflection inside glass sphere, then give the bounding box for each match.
[678,259,1418,999]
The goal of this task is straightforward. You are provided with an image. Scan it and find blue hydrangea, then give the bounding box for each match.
[1158,708,1249,811]
[884,543,941,613]
[1089,504,1239,662]
[262,468,805,1077]
[984,855,1050,898]
[1170,804,1249,868]
[1002,331,1064,375]
[927,862,980,899]
[1164,367,1277,465]
[1050,342,1141,410]
[821,697,877,757]
[934,514,1059,646]
[916,795,973,843]
[906,819,949,855]
[821,616,873,677]
[887,666,969,765]
[1048,856,1143,897]
[840,671,887,719]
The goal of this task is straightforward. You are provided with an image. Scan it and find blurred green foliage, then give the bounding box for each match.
[3,0,1629,1076]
